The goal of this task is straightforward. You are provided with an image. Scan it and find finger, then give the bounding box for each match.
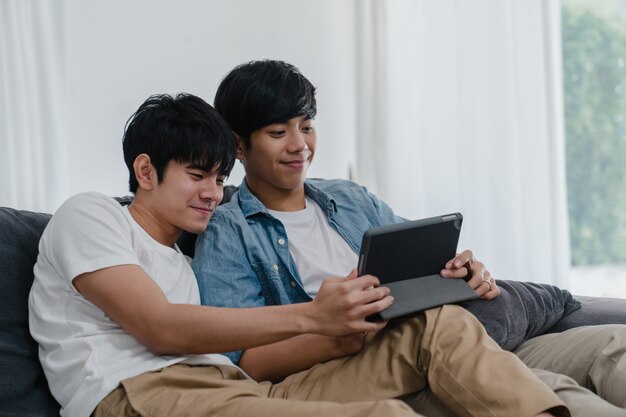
[464,260,485,289]
[357,285,391,304]
[367,320,389,332]
[348,274,381,290]
[440,266,469,279]
[447,249,474,269]
[345,268,358,281]
[357,294,394,317]
[474,279,490,297]
[475,272,494,297]
[480,275,500,300]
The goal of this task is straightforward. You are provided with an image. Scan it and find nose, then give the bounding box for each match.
[287,129,308,154]
[199,179,223,207]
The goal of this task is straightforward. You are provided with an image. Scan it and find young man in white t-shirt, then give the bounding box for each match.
[28,94,421,417]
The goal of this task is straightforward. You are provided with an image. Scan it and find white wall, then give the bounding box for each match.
[62,0,358,204]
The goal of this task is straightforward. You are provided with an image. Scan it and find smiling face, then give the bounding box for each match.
[154,160,225,234]
[131,157,226,246]
[238,115,316,210]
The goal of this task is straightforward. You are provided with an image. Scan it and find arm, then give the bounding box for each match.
[73,264,391,356]
[239,332,365,382]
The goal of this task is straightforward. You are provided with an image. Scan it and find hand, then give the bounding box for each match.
[334,332,367,356]
[440,249,501,300]
[307,270,393,335]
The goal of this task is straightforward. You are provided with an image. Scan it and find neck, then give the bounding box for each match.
[128,198,180,247]
[246,180,306,212]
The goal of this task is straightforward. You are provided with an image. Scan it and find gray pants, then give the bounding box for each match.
[405,324,626,417]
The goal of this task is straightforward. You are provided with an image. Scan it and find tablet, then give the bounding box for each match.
[357,213,478,321]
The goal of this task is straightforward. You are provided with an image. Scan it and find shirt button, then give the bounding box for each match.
[290,281,297,288]
[273,264,279,271]
[278,238,285,246]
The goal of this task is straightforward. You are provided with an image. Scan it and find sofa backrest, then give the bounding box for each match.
[0,207,59,416]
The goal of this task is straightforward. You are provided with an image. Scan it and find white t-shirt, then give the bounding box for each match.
[269,197,358,297]
[28,192,235,417]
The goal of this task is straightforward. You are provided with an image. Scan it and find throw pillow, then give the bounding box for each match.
[460,280,581,351]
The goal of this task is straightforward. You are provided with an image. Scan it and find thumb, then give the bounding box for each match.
[345,268,358,281]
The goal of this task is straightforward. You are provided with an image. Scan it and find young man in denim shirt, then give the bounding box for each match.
[193,60,626,417]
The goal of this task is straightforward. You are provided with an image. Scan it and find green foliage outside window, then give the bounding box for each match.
[562,0,626,265]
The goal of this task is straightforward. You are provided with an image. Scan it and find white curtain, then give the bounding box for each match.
[355,0,570,286]
[0,0,68,212]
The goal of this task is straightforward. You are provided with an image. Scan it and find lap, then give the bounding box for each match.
[93,364,417,417]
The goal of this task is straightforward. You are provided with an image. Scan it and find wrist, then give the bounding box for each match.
[292,301,320,335]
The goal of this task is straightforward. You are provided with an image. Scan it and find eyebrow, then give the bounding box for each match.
[269,115,314,126]
[186,163,229,176]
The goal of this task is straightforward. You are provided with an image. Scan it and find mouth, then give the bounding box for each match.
[280,156,311,170]
[281,160,305,169]
[190,206,214,217]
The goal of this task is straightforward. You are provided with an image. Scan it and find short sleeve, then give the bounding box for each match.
[39,193,140,288]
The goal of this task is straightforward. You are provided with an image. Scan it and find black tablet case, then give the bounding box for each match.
[358,213,479,321]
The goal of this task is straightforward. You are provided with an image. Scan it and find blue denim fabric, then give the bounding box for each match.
[192,178,404,363]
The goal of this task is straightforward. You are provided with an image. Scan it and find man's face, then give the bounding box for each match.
[240,115,316,197]
[151,160,225,235]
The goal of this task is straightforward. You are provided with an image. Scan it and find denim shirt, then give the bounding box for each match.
[192,178,404,363]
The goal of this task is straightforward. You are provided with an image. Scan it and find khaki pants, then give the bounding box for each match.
[94,305,566,417]
[406,325,626,417]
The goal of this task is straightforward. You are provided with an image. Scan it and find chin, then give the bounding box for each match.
[182,222,209,235]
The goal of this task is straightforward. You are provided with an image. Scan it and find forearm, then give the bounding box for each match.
[238,334,348,382]
[75,265,390,358]
[146,302,317,355]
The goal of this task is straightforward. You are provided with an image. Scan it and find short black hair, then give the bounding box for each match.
[122,93,236,193]
[214,60,317,148]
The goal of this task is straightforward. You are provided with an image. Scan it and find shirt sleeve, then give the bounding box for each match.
[192,211,266,364]
[40,193,140,291]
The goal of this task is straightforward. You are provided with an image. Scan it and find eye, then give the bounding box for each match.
[189,172,203,180]
[269,130,286,138]
[216,176,226,186]
[302,125,314,133]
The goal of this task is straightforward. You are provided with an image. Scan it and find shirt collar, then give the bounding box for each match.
[237,178,337,218]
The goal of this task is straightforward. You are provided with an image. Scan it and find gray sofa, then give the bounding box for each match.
[1,187,625,416]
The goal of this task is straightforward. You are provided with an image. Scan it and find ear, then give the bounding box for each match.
[133,154,156,191]
[234,133,247,162]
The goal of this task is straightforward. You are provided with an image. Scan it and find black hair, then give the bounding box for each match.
[122,93,236,193]
[214,60,317,148]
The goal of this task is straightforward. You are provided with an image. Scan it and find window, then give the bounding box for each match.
[562,0,626,297]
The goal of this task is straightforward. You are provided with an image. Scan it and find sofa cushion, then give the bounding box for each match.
[0,207,60,416]
[460,280,581,351]
[547,295,626,333]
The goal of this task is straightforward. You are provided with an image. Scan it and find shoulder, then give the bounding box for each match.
[44,192,130,245]
[308,178,362,190]
[307,179,374,202]
[56,192,121,216]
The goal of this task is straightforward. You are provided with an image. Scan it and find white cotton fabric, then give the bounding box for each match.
[269,197,358,297]
[28,192,235,417]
